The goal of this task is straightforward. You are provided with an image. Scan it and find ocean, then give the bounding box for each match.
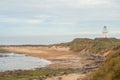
[0,53,51,72]
[0,36,73,45]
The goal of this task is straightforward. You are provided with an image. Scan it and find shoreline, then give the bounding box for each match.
[1,46,85,69]
[0,46,104,80]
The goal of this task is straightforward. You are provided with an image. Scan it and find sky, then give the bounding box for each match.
[0,0,120,44]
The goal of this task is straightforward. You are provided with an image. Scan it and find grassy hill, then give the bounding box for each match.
[70,38,120,53]
[55,38,120,54]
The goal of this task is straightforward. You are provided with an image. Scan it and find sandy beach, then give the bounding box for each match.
[1,46,90,69]
[45,73,85,80]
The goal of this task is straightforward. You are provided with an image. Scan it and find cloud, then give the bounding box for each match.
[0,0,119,12]
[0,17,43,24]
[111,31,120,34]
[45,31,101,36]
[42,30,120,36]
[0,0,119,20]
[0,0,119,38]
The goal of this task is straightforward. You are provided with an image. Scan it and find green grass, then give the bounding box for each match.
[0,69,74,80]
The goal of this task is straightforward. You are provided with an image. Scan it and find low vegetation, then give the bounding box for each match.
[0,68,75,80]
[70,38,120,53]
[0,48,10,53]
[86,50,120,80]
[55,38,120,54]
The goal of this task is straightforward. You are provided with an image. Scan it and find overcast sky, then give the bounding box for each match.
[0,0,120,39]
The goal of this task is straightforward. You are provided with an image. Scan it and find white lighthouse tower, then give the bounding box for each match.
[103,26,108,38]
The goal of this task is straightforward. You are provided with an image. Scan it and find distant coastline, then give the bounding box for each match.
[0,45,47,47]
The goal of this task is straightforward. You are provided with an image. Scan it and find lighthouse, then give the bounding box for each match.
[103,26,108,38]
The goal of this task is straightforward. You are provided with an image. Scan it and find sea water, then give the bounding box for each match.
[0,53,51,72]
